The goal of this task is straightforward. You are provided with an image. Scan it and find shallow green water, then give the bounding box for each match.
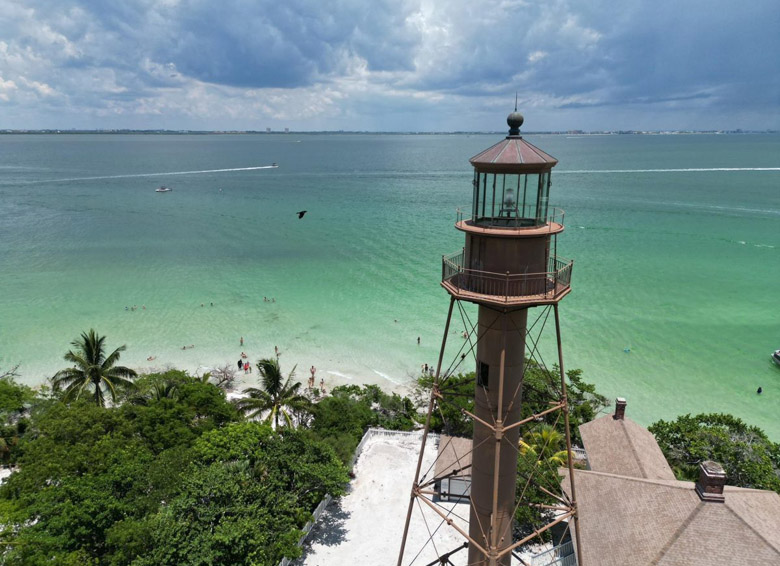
[1,133,778,437]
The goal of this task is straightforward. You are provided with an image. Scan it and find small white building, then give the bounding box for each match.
[435,435,473,502]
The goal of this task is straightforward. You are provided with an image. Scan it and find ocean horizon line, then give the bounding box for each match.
[2,129,779,136]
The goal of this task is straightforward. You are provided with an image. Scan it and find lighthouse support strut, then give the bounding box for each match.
[397,297,456,566]
[554,303,584,566]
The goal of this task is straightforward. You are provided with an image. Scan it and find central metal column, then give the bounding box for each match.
[468,306,527,566]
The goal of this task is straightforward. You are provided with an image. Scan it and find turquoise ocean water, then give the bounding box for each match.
[1,133,778,437]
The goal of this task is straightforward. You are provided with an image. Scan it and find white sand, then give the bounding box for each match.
[134,353,419,398]
[300,432,469,566]
[0,467,16,485]
[299,432,546,566]
[139,360,416,399]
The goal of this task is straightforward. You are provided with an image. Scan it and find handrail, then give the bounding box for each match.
[527,540,577,566]
[442,249,573,302]
[456,206,565,231]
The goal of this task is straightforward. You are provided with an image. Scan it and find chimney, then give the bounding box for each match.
[613,397,627,420]
[695,461,726,502]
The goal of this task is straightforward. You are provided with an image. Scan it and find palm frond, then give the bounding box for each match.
[102,345,127,371]
[55,330,134,406]
[62,378,93,403]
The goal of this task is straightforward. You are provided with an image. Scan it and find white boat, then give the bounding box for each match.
[772,350,780,366]
[156,186,172,192]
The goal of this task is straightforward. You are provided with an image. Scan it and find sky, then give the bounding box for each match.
[1,0,778,132]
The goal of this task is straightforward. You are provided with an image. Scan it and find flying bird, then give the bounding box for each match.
[296,210,307,219]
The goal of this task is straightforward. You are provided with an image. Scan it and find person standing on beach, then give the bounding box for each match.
[320,378,326,394]
[310,365,316,383]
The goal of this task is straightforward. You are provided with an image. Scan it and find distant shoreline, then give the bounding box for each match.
[1,130,777,136]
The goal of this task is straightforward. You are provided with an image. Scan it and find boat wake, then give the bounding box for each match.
[30,165,278,184]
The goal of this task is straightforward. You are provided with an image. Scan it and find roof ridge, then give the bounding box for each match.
[649,503,704,565]
[619,419,649,478]
[575,469,692,489]
[526,141,546,161]
[724,498,780,556]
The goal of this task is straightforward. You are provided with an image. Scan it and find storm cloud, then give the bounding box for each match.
[0,0,777,131]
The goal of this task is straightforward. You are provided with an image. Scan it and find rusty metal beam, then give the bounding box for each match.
[501,402,566,434]
[397,297,455,566]
[554,303,584,566]
[416,492,489,558]
[497,510,575,558]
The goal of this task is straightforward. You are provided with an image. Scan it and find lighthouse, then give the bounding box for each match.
[398,110,582,566]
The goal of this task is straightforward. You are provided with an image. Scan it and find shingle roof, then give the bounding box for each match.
[434,435,472,480]
[579,412,676,480]
[563,470,780,566]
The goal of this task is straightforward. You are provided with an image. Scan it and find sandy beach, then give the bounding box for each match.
[137,355,420,398]
[299,431,547,566]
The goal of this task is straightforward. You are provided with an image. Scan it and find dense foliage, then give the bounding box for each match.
[0,371,349,566]
[416,360,606,540]
[418,360,608,445]
[0,377,35,465]
[649,413,780,492]
[0,349,615,561]
[515,425,569,542]
[51,329,137,406]
[309,384,416,464]
[236,358,311,429]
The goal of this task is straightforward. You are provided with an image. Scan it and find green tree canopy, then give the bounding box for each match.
[309,385,415,464]
[417,361,606,444]
[519,424,569,468]
[235,358,310,429]
[0,367,355,566]
[51,329,137,407]
[0,376,36,464]
[649,412,780,492]
[138,422,349,566]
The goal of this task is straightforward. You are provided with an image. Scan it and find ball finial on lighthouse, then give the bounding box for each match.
[507,95,524,137]
[507,111,524,136]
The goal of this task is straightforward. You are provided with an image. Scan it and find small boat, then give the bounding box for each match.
[156,186,172,193]
[772,350,780,366]
[271,162,278,167]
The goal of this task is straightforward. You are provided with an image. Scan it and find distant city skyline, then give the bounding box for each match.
[1,0,778,132]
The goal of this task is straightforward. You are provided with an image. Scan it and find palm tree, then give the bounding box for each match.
[235,358,310,429]
[51,329,137,407]
[519,424,569,468]
[128,378,179,406]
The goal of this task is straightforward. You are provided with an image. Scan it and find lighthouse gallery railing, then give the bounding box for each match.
[442,249,573,302]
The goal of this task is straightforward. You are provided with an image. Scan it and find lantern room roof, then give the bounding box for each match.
[470,136,558,173]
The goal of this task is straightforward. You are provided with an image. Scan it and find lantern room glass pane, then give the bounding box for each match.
[471,171,551,227]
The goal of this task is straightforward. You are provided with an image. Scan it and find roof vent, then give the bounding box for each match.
[695,461,726,503]
[613,397,627,420]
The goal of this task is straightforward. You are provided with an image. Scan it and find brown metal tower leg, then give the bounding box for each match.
[554,303,584,566]
[397,297,456,566]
